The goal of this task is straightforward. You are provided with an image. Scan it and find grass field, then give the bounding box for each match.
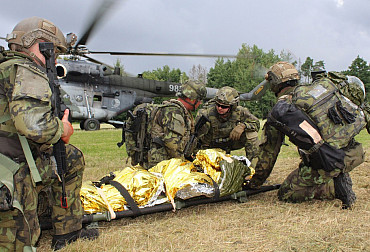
[37,126,369,251]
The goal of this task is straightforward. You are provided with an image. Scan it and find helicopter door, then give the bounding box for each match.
[93,94,103,108]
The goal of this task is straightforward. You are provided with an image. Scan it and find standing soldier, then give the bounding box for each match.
[195,86,260,163]
[146,80,207,168]
[0,17,98,251]
[247,61,369,209]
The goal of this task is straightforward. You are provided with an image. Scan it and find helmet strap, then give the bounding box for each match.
[276,80,298,95]
[181,97,199,111]
[21,47,46,68]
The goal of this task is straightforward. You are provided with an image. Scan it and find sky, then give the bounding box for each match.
[1,0,369,76]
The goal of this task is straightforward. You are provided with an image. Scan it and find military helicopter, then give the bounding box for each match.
[3,0,270,131]
[57,54,269,131]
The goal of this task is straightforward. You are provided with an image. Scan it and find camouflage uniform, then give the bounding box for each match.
[147,99,194,168]
[196,102,260,160]
[0,51,84,250]
[250,62,368,204]
[196,86,260,161]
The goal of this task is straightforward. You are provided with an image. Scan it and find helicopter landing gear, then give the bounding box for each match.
[83,118,100,131]
[80,121,85,130]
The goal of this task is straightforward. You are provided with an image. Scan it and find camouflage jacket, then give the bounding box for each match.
[249,88,292,187]
[250,82,369,188]
[149,99,194,158]
[0,52,63,160]
[195,102,260,147]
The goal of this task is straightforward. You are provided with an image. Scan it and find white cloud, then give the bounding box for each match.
[336,0,344,7]
[1,0,369,74]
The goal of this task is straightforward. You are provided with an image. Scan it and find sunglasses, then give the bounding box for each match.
[216,103,231,109]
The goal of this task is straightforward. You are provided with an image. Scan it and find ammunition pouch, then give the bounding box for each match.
[0,114,42,212]
[0,153,20,211]
[0,185,12,211]
[342,140,364,173]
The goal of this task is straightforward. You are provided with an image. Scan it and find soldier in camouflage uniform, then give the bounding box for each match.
[248,61,369,209]
[195,86,260,162]
[147,80,207,168]
[0,17,98,251]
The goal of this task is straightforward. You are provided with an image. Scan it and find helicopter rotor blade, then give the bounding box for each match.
[82,54,114,69]
[75,0,119,48]
[88,51,237,58]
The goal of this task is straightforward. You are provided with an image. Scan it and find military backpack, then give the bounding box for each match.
[292,72,366,149]
[122,103,161,167]
[267,73,366,171]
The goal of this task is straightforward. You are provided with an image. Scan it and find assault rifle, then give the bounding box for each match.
[39,42,68,208]
[184,115,210,160]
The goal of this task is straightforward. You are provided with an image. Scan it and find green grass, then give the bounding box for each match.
[37,128,370,251]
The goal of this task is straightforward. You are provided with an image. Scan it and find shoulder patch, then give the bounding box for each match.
[12,63,51,102]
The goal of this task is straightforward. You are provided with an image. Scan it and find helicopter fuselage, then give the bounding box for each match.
[57,59,181,130]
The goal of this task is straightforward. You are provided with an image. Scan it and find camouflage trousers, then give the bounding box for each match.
[277,163,340,202]
[278,142,364,203]
[0,144,85,251]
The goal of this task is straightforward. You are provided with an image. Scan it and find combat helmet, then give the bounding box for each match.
[266,61,300,93]
[6,17,67,54]
[215,86,239,106]
[178,80,207,101]
[345,76,366,106]
[311,66,326,81]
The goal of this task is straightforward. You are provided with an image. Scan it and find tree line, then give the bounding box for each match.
[121,43,370,119]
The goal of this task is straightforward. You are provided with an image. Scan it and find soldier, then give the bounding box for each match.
[195,86,260,162]
[0,17,98,251]
[310,66,326,82]
[247,61,369,209]
[147,80,207,168]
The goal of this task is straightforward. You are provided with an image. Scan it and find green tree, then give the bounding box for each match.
[141,65,188,103]
[313,60,325,70]
[343,55,370,100]
[301,57,314,83]
[189,64,208,83]
[142,65,188,83]
[114,58,128,76]
[207,43,281,118]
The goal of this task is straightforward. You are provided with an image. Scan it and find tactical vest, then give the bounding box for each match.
[292,76,366,149]
[0,52,42,211]
[203,104,240,144]
[267,76,366,172]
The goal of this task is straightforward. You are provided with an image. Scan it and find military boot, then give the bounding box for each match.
[333,172,356,209]
[52,224,99,251]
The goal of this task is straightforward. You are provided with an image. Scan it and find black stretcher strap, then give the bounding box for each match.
[206,175,220,200]
[109,180,141,216]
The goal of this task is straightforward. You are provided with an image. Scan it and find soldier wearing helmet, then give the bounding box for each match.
[195,86,260,163]
[144,80,207,168]
[310,66,326,82]
[0,17,97,251]
[248,61,369,210]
